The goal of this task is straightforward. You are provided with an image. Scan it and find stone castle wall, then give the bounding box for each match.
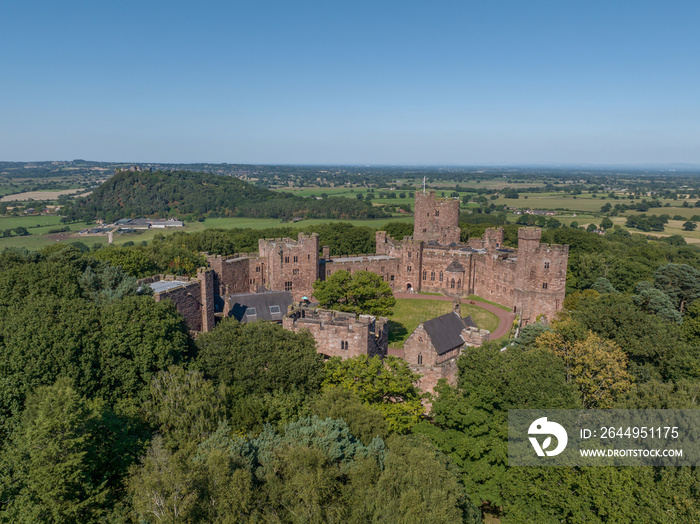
[148,270,215,333]
[207,254,252,296]
[282,308,388,359]
[472,253,518,306]
[324,256,400,290]
[419,248,471,295]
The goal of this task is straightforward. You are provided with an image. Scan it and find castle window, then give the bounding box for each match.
[450,278,455,289]
[269,305,281,314]
[418,353,423,365]
[249,279,252,284]
[390,275,395,281]
[256,266,260,272]
[245,307,257,317]
[542,282,548,289]
[544,262,550,269]
[439,271,443,282]
[457,278,461,288]
[407,266,411,273]
[293,256,298,263]
[435,210,439,217]
[284,256,289,263]
[423,229,427,233]
[292,268,299,275]
[408,251,412,258]
[431,271,435,281]
[285,281,293,291]
[327,269,331,276]
[423,270,427,280]
[341,340,349,350]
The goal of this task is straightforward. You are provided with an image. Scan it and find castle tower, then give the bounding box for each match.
[483,227,504,251]
[258,233,320,301]
[513,228,568,325]
[413,191,460,245]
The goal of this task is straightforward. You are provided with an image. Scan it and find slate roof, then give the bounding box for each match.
[228,291,293,324]
[422,312,476,355]
[462,315,477,328]
[445,260,465,273]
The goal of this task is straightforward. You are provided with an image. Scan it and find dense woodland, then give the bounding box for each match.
[3,222,700,521]
[61,171,388,223]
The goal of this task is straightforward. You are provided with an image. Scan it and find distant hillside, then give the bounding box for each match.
[62,170,388,222]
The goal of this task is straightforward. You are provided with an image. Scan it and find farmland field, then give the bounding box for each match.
[0,189,88,202]
[0,215,415,251]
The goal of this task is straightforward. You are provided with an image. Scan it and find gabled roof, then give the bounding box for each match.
[445,260,465,273]
[462,315,477,328]
[422,312,472,355]
[228,291,293,323]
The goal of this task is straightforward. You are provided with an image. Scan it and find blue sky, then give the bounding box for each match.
[1,0,699,165]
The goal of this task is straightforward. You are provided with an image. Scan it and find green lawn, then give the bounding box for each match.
[387,298,500,348]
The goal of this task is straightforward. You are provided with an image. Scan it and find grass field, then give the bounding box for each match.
[0,189,87,202]
[0,215,65,229]
[387,298,500,348]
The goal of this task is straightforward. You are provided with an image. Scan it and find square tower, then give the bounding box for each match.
[413,191,460,245]
[258,233,319,301]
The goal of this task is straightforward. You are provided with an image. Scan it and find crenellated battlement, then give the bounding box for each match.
[283,306,388,359]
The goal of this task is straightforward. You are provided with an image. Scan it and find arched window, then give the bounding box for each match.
[439,271,443,282]
[423,269,427,280]
[418,353,423,365]
[457,278,461,288]
[450,278,455,289]
[431,270,435,281]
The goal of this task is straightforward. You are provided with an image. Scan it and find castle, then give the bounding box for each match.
[200,191,567,325]
[144,191,568,392]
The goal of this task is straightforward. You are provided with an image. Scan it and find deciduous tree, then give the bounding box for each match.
[313,270,396,316]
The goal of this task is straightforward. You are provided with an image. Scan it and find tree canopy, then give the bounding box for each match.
[313,270,396,316]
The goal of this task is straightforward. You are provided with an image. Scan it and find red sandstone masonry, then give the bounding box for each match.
[150,194,567,340]
[144,269,215,333]
[258,233,319,301]
[283,307,388,359]
[414,191,460,245]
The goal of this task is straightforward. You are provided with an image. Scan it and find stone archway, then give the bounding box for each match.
[406,282,413,293]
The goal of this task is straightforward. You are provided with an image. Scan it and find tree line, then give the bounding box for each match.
[61,170,389,223]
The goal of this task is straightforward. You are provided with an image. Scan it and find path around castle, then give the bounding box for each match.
[388,293,515,358]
